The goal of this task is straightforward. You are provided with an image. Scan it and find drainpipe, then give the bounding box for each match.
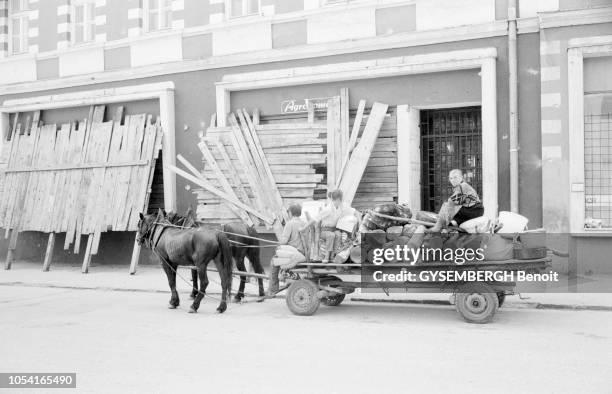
[508,0,519,213]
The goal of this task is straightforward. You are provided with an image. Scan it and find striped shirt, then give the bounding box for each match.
[449,182,483,208]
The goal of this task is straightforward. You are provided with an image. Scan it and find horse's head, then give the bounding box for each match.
[137,212,157,246]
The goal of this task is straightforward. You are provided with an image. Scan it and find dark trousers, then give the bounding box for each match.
[453,205,484,225]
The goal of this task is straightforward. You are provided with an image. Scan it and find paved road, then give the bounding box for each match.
[1,285,611,394]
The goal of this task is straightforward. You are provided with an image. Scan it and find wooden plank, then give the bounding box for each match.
[254,124,327,131]
[340,88,350,163]
[269,165,318,174]
[350,100,366,153]
[81,233,94,274]
[274,173,324,183]
[206,137,257,224]
[326,97,341,189]
[195,145,253,226]
[166,163,274,223]
[129,235,141,275]
[228,114,270,216]
[4,160,150,173]
[240,109,286,219]
[264,146,324,154]
[42,232,56,271]
[267,154,326,165]
[130,117,162,274]
[258,137,326,148]
[337,102,389,206]
[4,230,18,269]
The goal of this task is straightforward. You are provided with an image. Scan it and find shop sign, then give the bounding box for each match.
[280,97,333,114]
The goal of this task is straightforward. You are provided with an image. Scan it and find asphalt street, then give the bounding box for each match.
[1,285,611,394]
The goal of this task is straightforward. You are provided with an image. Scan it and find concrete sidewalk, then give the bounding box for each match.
[2,260,612,311]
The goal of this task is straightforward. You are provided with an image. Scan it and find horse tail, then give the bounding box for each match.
[246,226,264,274]
[217,232,233,299]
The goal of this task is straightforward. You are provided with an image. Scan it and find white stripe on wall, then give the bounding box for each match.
[57,4,70,16]
[542,119,562,134]
[541,93,561,108]
[128,8,142,19]
[542,146,562,160]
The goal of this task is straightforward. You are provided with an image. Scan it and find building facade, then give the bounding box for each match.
[0,0,611,272]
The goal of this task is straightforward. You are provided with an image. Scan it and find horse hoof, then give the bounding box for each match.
[233,296,242,303]
[256,296,266,303]
[168,304,178,309]
[188,307,197,313]
[216,305,227,313]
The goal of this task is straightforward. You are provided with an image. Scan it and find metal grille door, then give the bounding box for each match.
[584,113,612,228]
[420,107,482,212]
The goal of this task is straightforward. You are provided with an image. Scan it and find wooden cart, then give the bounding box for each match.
[280,257,552,324]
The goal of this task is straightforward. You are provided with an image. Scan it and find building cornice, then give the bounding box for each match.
[538,6,612,29]
[0,21,508,97]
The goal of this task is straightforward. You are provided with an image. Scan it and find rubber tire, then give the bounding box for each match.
[286,280,321,316]
[497,292,506,308]
[322,293,346,306]
[455,282,499,324]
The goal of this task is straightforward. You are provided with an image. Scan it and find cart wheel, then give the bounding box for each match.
[455,283,498,324]
[497,292,506,307]
[286,280,320,316]
[322,293,346,306]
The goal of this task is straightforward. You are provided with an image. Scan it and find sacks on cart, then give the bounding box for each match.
[271,245,306,269]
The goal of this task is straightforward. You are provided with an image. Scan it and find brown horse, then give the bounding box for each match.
[137,210,233,313]
[163,210,266,302]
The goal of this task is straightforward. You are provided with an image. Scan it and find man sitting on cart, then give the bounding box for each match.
[429,169,484,232]
[266,203,308,297]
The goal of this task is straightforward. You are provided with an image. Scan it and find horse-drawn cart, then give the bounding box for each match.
[280,257,552,324]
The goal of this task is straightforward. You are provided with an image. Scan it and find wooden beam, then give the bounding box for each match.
[326,97,341,190]
[337,102,388,206]
[198,144,254,226]
[336,99,366,188]
[4,160,150,173]
[42,232,56,272]
[165,163,273,224]
[240,109,286,219]
[81,233,94,274]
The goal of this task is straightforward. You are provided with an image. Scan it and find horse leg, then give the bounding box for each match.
[213,257,228,313]
[248,250,266,298]
[190,268,198,299]
[162,262,180,309]
[233,252,247,303]
[189,264,209,313]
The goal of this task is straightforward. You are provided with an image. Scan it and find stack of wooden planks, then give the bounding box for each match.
[193,108,326,228]
[352,108,398,211]
[186,93,392,233]
[0,106,163,272]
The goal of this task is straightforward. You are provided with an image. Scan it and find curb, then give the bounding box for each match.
[3,282,612,312]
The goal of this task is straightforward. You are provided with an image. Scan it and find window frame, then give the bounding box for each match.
[71,0,96,46]
[8,0,30,55]
[567,38,612,234]
[226,0,262,19]
[143,0,173,33]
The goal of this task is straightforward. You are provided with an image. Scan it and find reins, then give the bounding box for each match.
[152,221,281,249]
